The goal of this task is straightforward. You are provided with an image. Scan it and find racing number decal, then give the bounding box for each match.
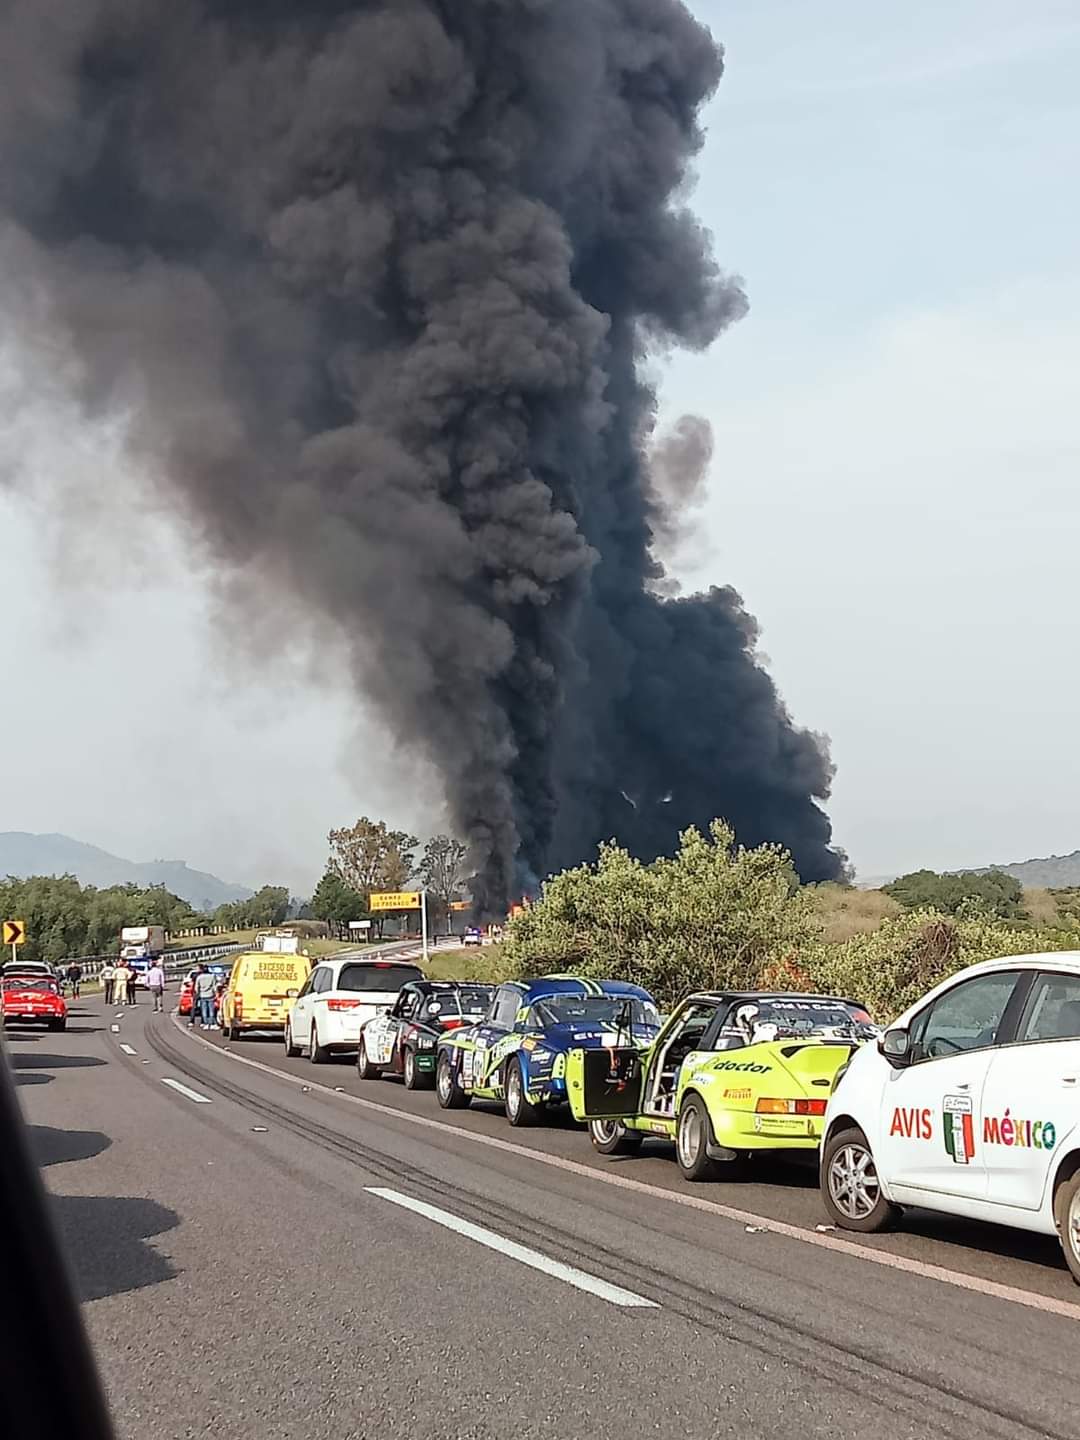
[369,1016,396,1066]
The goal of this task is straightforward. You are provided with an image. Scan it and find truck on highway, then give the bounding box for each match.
[118,925,167,963]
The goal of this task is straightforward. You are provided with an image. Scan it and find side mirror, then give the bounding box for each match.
[879,1027,913,1067]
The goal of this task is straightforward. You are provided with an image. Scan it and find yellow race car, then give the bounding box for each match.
[566,990,881,1180]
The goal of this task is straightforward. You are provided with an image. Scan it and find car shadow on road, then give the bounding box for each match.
[29,1123,112,1168]
[48,1193,180,1302]
[8,1051,109,1086]
[898,1205,1066,1274]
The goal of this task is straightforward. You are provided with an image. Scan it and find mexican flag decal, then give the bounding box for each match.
[943,1094,975,1164]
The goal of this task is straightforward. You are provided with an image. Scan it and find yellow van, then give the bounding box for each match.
[219,949,312,1039]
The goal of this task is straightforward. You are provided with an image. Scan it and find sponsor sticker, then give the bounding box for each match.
[711,1059,772,1075]
[983,1109,1056,1151]
[943,1094,975,1164]
[889,1106,932,1140]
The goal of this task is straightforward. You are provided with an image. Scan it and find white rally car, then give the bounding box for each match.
[820,952,1080,1282]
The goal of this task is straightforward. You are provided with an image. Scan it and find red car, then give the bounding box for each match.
[1,976,67,1032]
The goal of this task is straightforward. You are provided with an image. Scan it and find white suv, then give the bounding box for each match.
[821,952,1080,1281]
[284,957,423,1064]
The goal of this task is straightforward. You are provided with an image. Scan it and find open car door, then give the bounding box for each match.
[566,1046,644,1121]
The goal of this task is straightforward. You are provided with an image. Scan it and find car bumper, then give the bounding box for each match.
[709,1107,824,1151]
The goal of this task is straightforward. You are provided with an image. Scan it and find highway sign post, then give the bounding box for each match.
[3,918,27,966]
[368,891,429,964]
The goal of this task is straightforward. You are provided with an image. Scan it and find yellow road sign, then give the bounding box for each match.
[369,891,421,912]
[3,919,26,946]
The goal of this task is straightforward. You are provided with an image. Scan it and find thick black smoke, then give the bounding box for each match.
[0,0,844,906]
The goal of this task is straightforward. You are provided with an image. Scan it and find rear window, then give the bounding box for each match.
[338,963,423,994]
[422,987,492,1020]
[2,977,56,993]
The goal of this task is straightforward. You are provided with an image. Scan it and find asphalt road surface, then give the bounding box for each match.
[10,992,1080,1440]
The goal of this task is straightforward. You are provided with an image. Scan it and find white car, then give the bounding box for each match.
[284,957,424,1064]
[821,952,1080,1281]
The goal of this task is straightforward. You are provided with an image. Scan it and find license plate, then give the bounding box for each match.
[267,999,282,1008]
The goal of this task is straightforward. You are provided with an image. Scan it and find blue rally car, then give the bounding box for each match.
[435,974,661,1127]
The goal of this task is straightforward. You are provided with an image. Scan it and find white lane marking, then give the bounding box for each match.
[119,1043,137,1056]
[367,1186,657,1309]
[177,1018,1080,1322]
[161,1077,212,1104]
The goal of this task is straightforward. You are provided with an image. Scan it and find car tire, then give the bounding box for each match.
[49,1019,66,1033]
[228,1021,241,1041]
[675,1095,722,1181]
[284,1022,300,1059]
[436,1053,470,1109]
[309,1025,331,1065]
[403,1048,428,1091]
[505,1058,536,1127]
[821,1125,900,1233]
[589,1118,643,1155]
[356,1038,382,1081]
[1053,1171,1080,1285]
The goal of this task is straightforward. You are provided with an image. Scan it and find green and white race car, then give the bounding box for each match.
[566,990,881,1180]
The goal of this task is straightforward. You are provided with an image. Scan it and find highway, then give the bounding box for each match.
[11,991,1080,1440]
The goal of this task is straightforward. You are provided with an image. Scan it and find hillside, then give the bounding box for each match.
[968,851,1080,888]
[0,832,252,910]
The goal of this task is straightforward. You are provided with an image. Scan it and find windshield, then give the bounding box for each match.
[422,987,492,1021]
[337,963,423,994]
[716,998,878,1048]
[2,977,56,993]
[532,995,661,1029]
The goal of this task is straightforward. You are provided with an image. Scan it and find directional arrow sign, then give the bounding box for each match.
[3,919,26,946]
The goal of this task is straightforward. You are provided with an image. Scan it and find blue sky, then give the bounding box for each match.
[1,0,1078,889]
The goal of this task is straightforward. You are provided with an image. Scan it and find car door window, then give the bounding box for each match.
[909,971,1020,1062]
[1016,973,1080,1043]
[490,987,520,1031]
[396,988,419,1020]
[312,968,331,995]
[296,974,314,1001]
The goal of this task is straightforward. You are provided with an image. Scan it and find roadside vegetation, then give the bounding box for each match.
[500,827,1080,1022]
[10,813,1080,1025]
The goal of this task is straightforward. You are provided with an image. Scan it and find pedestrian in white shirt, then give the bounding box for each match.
[146,961,166,1013]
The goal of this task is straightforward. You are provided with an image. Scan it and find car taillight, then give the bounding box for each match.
[234,994,243,1014]
[440,1018,465,1030]
[327,998,362,1011]
[755,1097,827,1117]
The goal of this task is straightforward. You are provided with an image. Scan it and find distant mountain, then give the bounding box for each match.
[0,832,253,910]
[968,851,1080,889]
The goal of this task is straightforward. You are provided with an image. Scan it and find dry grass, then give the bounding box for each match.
[809,883,902,943]
[424,943,509,983]
[1021,887,1062,927]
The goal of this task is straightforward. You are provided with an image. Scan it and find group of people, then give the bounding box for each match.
[188,964,221,1029]
[100,958,168,1012]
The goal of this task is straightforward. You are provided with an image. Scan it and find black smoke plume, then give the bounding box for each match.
[0,0,844,908]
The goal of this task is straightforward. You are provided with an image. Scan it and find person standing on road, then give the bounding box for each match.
[193,965,217,1029]
[66,963,82,999]
[126,963,138,1005]
[113,960,130,1006]
[101,960,116,1006]
[146,959,166,1013]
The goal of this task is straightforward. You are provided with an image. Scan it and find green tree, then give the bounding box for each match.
[309,868,368,925]
[503,821,818,1006]
[418,835,469,932]
[884,868,1023,920]
[327,817,419,929]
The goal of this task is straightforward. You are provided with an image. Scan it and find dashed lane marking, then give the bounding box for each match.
[161,1077,212,1105]
[366,1187,658,1308]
